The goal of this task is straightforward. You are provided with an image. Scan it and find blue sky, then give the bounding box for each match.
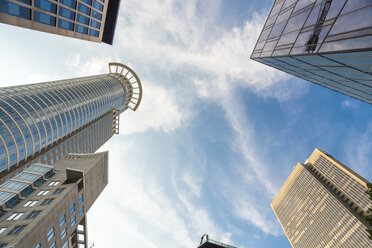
[1,0,372,247]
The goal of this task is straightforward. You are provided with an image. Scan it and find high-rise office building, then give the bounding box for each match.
[0,151,108,248]
[251,0,372,104]
[0,0,121,44]
[0,62,142,182]
[272,148,372,247]
[198,235,236,248]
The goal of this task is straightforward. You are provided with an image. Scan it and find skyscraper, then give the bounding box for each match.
[272,148,371,247]
[0,62,142,182]
[0,151,108,248]
[0,0,121,44]
[198,235,236,248]
[251,0,372,104]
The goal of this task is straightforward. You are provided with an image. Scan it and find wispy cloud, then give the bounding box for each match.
[120,81,188,135]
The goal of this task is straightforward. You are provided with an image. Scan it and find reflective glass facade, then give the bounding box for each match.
[0,0,121,44]
[0,63,142,181]
[0,75,123,173]
[272,149,371,247]
[251,0,372,104]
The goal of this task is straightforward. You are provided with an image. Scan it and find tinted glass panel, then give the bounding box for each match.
[78,3,90,15]
[34,0,57,14]
[77,14,89,25]
[15,0,31,4]
[0,1,31,19]
[34,11,56,26]
[90,19,100,29]
[341,0,372,14]
[60,0,76,9]
[93,0,103,11]
[89,29,99,37]
[92,10,102,20]
[58,19,74,31]
[283,9,311,33]
[329,6,372,35]
[59,6,75,20]
[81,0,92,5]
[76,24,88,34]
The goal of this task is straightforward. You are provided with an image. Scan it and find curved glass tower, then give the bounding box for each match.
[0,63,142,180]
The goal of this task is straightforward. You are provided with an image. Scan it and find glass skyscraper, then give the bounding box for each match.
[0,0,121,44]
[0,62,142,182]
[251,0,372,104]
[272,149,371,247]
[0,63,141,247]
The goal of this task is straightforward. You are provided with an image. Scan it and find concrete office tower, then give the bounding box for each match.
[0,0,121,44]
[0,152,108,248]
[198,235,236,248]
[251,0,372,104]
[272,148,372,248]
[0,63,142,183]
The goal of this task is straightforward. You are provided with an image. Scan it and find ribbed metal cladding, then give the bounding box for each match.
[0,74,125,172]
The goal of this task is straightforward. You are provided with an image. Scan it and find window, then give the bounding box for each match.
[34,0,57,14]
[24,200,38,207]
[60,0,76,9]
[7,225,26,235]
[26,211,41,219]
[37,190,49,196]
[60,228,67,240]
[7,212,23,220]
[34,244,41,248]
[58,19,74,31]
[62,241,68,248]
[69,203,75,215]
[93,0,103,11]
[41,198,54,206]
[53,188,64,194]
[76,24,88,34]
[50,242,56,248]
[47,227,54,241]
[78,3,90,15]
[79,206,84,216]
[0,0,31,20]
[48,182,59,186]
[0,227,6,235]
[78,194,83,204]
[89,29,99,37]
[71,216,76,227]
[59,214,66,227]
[92,10,101,20]
[77,13,89,25]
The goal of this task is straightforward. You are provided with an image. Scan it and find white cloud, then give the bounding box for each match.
[120,81,187,135]
[344,123,372,178]
[90,139,226,247]
[111,0,300,236]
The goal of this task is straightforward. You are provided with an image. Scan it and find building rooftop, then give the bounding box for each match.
[198,235,236,248]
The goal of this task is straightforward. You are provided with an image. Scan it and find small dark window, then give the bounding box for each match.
[40,198,54,206]
[7,225,26,235]
[26,210,41,219]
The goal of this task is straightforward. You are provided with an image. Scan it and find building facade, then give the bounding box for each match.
[251,0,372,104]
[198,235,236,248]
[0,62,142,182]
[272,148,372,247]
[0,0,121,44]
[0,152,108,248]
